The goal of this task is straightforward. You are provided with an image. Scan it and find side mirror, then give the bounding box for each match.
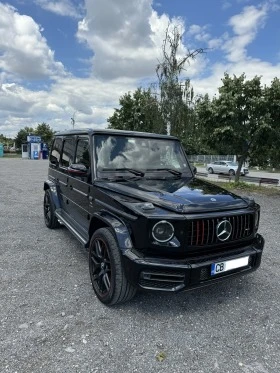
[68,163,88,175]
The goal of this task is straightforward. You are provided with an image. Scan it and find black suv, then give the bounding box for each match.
[43,129,264,305]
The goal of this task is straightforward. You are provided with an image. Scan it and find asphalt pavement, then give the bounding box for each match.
[0,158,280,373]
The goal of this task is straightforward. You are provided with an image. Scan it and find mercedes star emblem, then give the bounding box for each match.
[216,220,232,241]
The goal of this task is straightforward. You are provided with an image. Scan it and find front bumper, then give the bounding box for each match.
[122,234,264,292]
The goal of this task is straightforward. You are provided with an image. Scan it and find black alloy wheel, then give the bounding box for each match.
[90,237,111,295]
[89,228,136,305]
[43,189,60,229]
[229,169,235,176]
[208,167,214,174]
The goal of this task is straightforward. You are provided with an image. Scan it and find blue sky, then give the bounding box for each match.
[0,0,280,137]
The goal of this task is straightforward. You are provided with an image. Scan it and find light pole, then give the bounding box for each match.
[71,111,77,129]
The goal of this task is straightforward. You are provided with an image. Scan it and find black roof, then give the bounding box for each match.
[54,128,178,140]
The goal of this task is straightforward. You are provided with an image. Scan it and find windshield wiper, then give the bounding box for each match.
[101,168,145,177]
[146,168,182,176]
[97,175,141,182]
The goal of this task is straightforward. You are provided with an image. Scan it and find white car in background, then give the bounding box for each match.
[206,161,249,176]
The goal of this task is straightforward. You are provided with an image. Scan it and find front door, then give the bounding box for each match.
[68,137,91,231]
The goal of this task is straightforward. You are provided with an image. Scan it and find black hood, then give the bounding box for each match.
[96,177,249,213]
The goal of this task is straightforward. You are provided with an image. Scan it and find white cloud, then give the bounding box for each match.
[223,4,268,62]
[1,0,280,141]
[34,0,82,18]
[77,0,155,79]
[0,75,137,137]
[207,36,225,49]
[187,2,280,97]
[0,3,65,80]
[193,59,280,99]
[77,0,203,80]
[187,24,211,43]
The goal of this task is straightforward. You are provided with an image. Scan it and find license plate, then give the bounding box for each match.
[211,256,249,276]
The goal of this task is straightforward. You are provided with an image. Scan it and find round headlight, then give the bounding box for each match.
[152,221,174,243]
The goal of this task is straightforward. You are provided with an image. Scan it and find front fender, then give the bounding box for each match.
[88,212,133,252]
[44,180,61,210]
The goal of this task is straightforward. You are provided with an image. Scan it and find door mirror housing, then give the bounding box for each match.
[68,163,88,175]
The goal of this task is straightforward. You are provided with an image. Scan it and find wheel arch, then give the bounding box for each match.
[87,212,133,252]
[43,180,61,210]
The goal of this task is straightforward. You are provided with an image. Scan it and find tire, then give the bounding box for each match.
[208,167,214,174]
[89,228,136,305]
[229,169,235,176]
[43,189,60,229]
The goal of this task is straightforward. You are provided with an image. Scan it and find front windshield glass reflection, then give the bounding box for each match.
[94,135,192,176]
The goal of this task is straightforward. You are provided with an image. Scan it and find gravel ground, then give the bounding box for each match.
[0,159,279,373]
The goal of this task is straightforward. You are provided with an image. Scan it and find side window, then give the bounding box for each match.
[75,138,90,169]
[61,138,75,168]
[50,138,62,166]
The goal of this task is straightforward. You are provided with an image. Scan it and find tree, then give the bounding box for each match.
[156,24,205,138]
[35,122,55,146]
[196,73,274,181]
[15,123,55,149]
[15,127,34,149]
[262,78,280,168]
[0,133,13,146]
[108,25,205,145]
[107,88,164,133]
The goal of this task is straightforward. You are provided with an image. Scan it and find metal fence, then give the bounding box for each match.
[188,155,235,164]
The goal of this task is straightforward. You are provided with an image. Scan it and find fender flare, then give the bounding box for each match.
[43,180,61,210]
[87,212,133,252]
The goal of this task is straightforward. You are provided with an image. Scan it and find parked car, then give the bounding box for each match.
[43,129,264,305]
[206,161,249,176]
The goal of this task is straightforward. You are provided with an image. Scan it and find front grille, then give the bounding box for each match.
[139,270,185,291]
[187,214,253,247]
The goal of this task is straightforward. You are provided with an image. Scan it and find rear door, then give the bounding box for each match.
[59,136,76,215]
[49,137,65,207]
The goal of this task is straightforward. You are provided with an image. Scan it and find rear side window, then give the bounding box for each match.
[50,138,62,165]
[61,137,75,167]
[75,138,90,169]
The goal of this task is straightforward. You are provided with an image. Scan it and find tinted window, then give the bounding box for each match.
[75,138,90,169]
[50,138,62,165]
[61,138,75,167]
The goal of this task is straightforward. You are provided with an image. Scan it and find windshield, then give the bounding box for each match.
[94,134,192,177]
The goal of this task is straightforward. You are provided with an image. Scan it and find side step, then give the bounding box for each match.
[55,210,88,246]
